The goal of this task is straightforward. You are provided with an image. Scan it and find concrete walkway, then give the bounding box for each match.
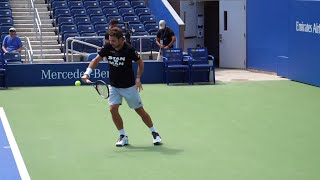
[215,69,287,82]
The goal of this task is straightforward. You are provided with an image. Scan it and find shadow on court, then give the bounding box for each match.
[115,144,184,155]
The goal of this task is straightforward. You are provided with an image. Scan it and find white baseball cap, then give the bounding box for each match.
[9,27,16,32]
[159,20,166,29]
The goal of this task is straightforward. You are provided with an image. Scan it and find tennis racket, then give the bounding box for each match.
[86,80,110,99]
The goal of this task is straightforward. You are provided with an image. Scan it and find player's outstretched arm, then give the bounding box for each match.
[81,55,103,83]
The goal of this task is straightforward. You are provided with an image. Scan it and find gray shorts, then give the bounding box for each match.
[108,85,143,109]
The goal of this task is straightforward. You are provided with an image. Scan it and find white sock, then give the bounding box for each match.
[150,126,157,133]
[119,129,126,136]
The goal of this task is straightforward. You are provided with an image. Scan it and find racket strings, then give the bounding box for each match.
[96,84,109,98]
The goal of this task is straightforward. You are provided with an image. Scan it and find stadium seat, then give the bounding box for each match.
[135,7,151,17]
[187,48,215,84]
[86,53,98,61]
[59,25,78,43]
[54,9,71,22]
[74,16,91,26]
[68,1,83,10]
[0,2,11,9]
[119,8,135,16]
[63,32,82,52]
[131,1,146,9]
[0,26,11,35]
[162,48,189,85]
[83,38,102,53]
[71,8,87,17]
[0,17,13,26]
[140,15,156,25]
[115,1,131,9]
[107,15,123,23]
[86,8,103,17]
[4,52,22,64]
[94,24,109,34]
[91,16,107,26]
[0,52,7,88]
[145,23,159,34]
[123,15,140,24]
[51,1,67,17]
[129,24,145,32]
[103,8,119,17]
[100,1,115,9]
[0,9,12,18]
[83,1,100,10]
[78,24,95,35]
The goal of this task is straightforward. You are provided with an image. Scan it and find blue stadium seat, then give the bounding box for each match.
[0,26,11,35]
[56,17,74,32]
[135,7,151,17]
[107,15,123,23]
[94,24,109,34]
[59,25,78,42]
[68,1,83,10]
[131,1,146,9]
[140,15,156,25]
[51,1,67,17]
[71,8,87,17]
[74,16,91,26]
[54,9,71,22]
[0,9,12,18]
[83,38,102,53]
[91,16,107,26]
[0,2,11,9]
[100,1,115,9]
[78,24,95,35]
[4,52,22,64]
[123,15,140,24]
[0,17,13,26]
[129,24,145,32]
[86,8,104,17]
[0,51,7,88]
[57,17,74,27]
[63,33,82,52]
[187,48,215,84]
[163,48,189,85]
[119,8,135,16]
[115,1,131,9]
[86,53,98,61]
[145,23,159,34]
[81,32,97,37]
[83,1,100,10]
[103,8,119,17]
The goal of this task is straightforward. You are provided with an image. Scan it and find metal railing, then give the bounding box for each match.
[65,35,157,62]
[28,0,43,58]
[24,36,34,64]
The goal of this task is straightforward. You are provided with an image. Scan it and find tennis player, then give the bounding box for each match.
[81,27,162,147]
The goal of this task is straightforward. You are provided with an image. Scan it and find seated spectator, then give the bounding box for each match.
[1,27,23,53]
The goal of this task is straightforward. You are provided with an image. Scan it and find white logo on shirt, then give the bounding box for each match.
[108,56,125,67]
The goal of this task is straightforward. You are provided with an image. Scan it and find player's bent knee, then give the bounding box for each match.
[110,104,120,114]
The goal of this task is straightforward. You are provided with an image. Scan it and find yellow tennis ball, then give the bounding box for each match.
[75,80,81,86]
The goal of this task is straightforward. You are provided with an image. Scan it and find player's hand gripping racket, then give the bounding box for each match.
[86,80,109,99]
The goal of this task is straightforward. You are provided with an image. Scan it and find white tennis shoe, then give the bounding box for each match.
[116,135,128,147]
[152,132,162,145]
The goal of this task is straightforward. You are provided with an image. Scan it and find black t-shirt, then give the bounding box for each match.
[156,27,175,48]
[98,43,140,88]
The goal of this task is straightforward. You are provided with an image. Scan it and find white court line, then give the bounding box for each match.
[0,107,31,180]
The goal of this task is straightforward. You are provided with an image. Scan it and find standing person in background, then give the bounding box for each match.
[1,27,23,53]
[105,19,119,43]
[156,20,176,60]
[81,27,162,147]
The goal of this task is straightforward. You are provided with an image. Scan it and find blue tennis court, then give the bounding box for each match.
[0,108,30,180]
